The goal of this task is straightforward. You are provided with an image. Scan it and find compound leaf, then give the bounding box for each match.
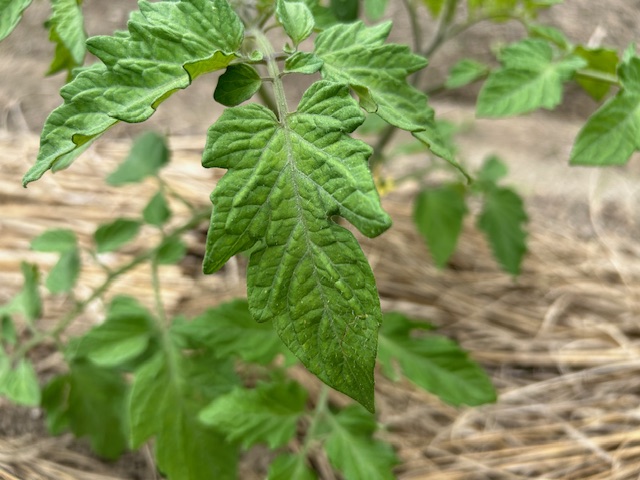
[107,132,170,186]
[129,351,238,480]
[41,360,128,459]
[202,81,390,412]
[94,218,141,253]
[173,299,290,365]
[477,186,528,275]
[46,0,87,77]
[477,39,586,117]
[414,184,467,268]
[24,0,243,185]
[571,54,640,166]
[200,380,307,449]
[214,64,262,107]
[325,405,398,480]
[0,0,32,41]
[276,0,315,47]
[69,296,157,368]
[378,312,496,405]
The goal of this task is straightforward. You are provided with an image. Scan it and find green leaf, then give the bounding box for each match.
[23,0,243,185]
[200,380,307,449]
[378,312,497,405]
[173,299,290,365]
[330,0,358,21]
[422,0,444,16]
[31,228,77,252]
[94,218,141,253]
[414,184,467,268]
[41,360,128,459]
[143,191,171,227]
[284,52,324,75]
[0,263,42,323]
[202,81,390,411]
[477,39,587,117]
[528,23,570,51]
[155,236,187,265]
[107,132,170,186]
[214,64,263,107]
[314,21,460,176]
[268,453,317,480]
[477,186,528,275]
[0,0,32,41]
[45,249,81,294]
[1,315,17,345]
[46,0,87,77]
[129,351,238,480]
[0,358,40,406]
[325,405,398,480]
[445,59,489,89]
[69,296,157,367]
[277,0,315,46]
[364,0,388,20]
[477,154,508,184]
[573,46,618,101]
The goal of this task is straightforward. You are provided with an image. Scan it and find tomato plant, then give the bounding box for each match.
[0,0,635,478]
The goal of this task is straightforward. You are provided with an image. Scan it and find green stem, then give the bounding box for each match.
[301,384,330,456]
[400,0,423,53]
[251,29,289,121]
[12,208,211,361]
[151,257,167,327]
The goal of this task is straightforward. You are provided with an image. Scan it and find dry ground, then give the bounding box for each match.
[1,1,640,479]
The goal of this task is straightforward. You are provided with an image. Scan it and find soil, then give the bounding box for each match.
[1,1,640,479]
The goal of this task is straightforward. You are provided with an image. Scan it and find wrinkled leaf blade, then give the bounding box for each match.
[46,0,87,76]
[276,0,315,46]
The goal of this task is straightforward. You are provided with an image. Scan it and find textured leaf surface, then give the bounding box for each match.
[46,0,87,76]
[200,380,307,449]
[41,360,128,459]
[203,81,390,411]
[477,39,586,117]
[0,0,32,41]
[129,350,238,480]
[173,299,290,365]
[414,184,467,268]
[571,54,640,166]
[24,0,243,185]
[325,405,398,480]
[214,64,262,107]
[477,187,528,275]
[378,312,497,405]
[276,0,314,46]
[107,132,169,186]
[284,52,324,74]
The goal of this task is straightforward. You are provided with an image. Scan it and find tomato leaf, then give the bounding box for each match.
[107,132,170,186]
[325,405,398,480]
[276,0,315,47]
[46,249,81,293]
[143,191,172,227]
[268,453,317,480]
[31,229,77,252]
[414,184,467,268]
[0,358,40,406]
[0,0,32,41]
[203,81,389,411]
[477,39,586,117]
[477,186,528,275]
[23,0,243,185]
[94,218,141,253]
[445,59,489,89]
[41,360,128,459]
[378,312,497,405]
[200,380,307,449]
[214,64,263,107]
[46,0,87,77]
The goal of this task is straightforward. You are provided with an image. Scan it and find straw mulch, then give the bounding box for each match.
[1,130,639,480]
